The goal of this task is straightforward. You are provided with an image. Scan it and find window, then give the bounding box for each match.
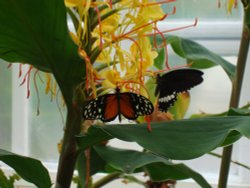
[0,60,12,150]
[10,64,64,163]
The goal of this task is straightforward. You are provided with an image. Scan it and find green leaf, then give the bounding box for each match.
[77,116,250,160]
[76,151,87,187]
[145,77,157,104]
[154,47,166,70]
[0,149,52,188]
[169,92,190,120]
[190,106,250,146]
[77,115,250,163]
[145,163,211,188]
[0,170,12,188]
[189,111,227,119]
[189,105,250,119]
[77,126,113,150]
[94,146,168,174]
[165,35,235,81]
[0,0,84,104]
[228,107,250,116]
[94,146,211,188]
[220,130,241,147]
[0,168,19,188]
[0,0,79,70]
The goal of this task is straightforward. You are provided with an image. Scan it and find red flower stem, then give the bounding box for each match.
[94,6,103,49]
[114,14,167,42]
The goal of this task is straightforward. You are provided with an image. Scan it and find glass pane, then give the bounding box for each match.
[28,75,65,162]
[0,61,12,150]
[162,0,241,21]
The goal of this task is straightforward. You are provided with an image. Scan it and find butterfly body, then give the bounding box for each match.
[155,69,204,112]
[83,87,154,122]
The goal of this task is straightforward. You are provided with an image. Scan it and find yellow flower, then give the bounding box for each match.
[64,0,81,7]
[69,0,171,97]
[101,10,120,34]
[96,49,112,64]
[227,0,237,13]
[99,69,122,89]
[139,1,165,21]
[130,37,158,71]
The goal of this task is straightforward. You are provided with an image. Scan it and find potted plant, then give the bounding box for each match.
[0,0,249,188]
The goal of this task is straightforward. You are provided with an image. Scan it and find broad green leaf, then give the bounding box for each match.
[94,146,211,188]
[216,107,250,145]
[190,106,250,145]
[94,146,171,174]
[145,163,211,188]
[100,116,250,160]
[0,149,52,188]
[0,0,81,71]
[220,130,241,146]
[0,0,84,104]
[165,35,235,81]
[78,116,250,160]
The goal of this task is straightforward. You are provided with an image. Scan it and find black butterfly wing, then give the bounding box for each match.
[83,94,119,122]
[155,69,204,112]
[119,93,154,120]
[158,91,178,112]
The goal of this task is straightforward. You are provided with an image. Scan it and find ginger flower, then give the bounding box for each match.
[65,0,175,98]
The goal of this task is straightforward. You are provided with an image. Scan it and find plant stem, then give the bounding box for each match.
[218,2,250,187]
[93,172,122,188]
[55,104,82,188]
[210,152,250,171]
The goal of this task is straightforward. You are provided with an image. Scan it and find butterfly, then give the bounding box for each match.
[155,68,204,112]
[83,87,154,122]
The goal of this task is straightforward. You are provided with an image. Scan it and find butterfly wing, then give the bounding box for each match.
[119,93,154,120]
[155,69,204,112]
[83,94,119,122]
[83,89,154,122]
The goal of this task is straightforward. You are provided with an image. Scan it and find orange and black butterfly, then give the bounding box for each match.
[155,68,204,112]
[83,87,154,122]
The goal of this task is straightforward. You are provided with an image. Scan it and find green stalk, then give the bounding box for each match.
[218,2,250,187]
[210,152,250,171]
[55,102,82,188]
[93,172,122,188]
